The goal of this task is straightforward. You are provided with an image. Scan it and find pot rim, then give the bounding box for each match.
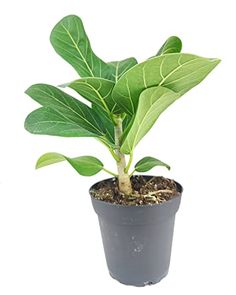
[89,175,183,208]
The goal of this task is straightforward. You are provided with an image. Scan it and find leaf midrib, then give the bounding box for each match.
[61,23,95,77]
[74,80,111,114]
[158,56,199,86]
[74,159,101,167]
[163,62,216,87]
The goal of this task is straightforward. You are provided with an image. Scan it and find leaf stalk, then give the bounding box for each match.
[102,167,117,177]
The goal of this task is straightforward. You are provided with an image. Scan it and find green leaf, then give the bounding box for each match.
[66,156,103,176]
[121,86,180,154]
[50,15,111,79]
[67,77,118,113]
[122,114,133,131]
[112,53,220,115]
[108,57,138,82]
[36,152,66,167]
[92,104,115,145]
[157,36,182,55]
[134,156,170,172]
[64,61,137,114]
[121,114,135,143]
[24,107,95,137]
[36,153,104,176]
[50,15,137,83]
[25,84,113,144]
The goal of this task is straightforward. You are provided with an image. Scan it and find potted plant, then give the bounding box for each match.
[24,15,220,286]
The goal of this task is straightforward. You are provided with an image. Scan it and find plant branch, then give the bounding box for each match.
[97,138,120,162]
[124,152,133,173]
[108,146,120,162]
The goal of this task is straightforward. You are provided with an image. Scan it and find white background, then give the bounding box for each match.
[0,0,235,294]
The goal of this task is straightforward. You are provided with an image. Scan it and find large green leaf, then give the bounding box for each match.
[50,15,138,83]
[121,86,180,154]
[25,84,112,143]
[157,36,182,55]
[67,77,118,113]
[112,53,220,115]
[24,107,95,137]
[50,15,111,79]
[134,156,170,172]
[36,153,103,176]
[108,57,138,82]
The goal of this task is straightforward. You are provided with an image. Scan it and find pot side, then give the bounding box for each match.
[90,176,183,287]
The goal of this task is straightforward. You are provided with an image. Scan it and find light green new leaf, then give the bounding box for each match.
[112,53,220,115]
[135,156,170,172]
[24,107,95,137]
[67,77,118,113]
[50,15,111,79]
[25,84,112,143]
[121,86,180,154]
[157,36,182,55]
[108,57,138,82]
[36,153,103,176]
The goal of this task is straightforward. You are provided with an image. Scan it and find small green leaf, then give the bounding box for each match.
[50,15,111,79]
[36,153,66,168]
[36,153,104,176]
[121,86,180,154]
[112,53,220,115]
[24,107,95,137]
[157,36,182,55]
[135,157,170,172]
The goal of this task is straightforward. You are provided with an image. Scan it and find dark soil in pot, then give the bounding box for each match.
[90,175,181,205]
[90,176,183,287]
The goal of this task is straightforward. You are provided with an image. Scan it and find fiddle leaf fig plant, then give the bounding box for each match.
[25,15,220,196]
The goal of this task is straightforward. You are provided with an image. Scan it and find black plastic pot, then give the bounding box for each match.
[90,176,183,287]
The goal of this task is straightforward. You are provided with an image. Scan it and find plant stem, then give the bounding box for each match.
[102,167,117,177]
[114,115,132,195]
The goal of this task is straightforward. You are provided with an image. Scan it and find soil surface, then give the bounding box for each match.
[90,175,181,206]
